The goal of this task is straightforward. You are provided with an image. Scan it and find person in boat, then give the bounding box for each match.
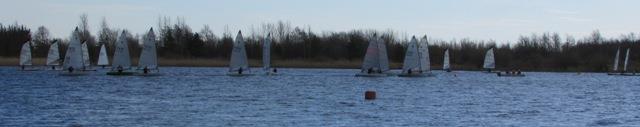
[21,66,25,70]
[143,66,149,74]
[117,65,123,73]
[51,66,55,70]
[367,68,373,74]
[68,66,74,73]
[272,68,278,73]
[407,69,412,74]
[516,69,521,75]
[238,68,243,74]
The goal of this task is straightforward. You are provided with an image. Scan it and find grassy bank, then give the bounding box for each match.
[0,57,402,69]
[0,57,595,72]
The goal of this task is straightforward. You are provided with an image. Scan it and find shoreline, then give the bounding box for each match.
[0,57,598,72]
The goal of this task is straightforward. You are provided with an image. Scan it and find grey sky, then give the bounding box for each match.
[1,0,639,42]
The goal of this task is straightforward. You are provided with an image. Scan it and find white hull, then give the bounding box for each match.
[398,72,435,77]
[18,66,41,71]
[355,73,392,77]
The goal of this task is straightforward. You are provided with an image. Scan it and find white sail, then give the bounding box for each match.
[377,37,390,71]
[402,37,420,73]
[63,28,84,69]
[262,34,271,71]
[46,41,60,65]
[443,49,450,70]
[623,48,630,71]
[97,44,109,66]
[19,42,32,66]
[483,48,495,69]
[419,36,431,71]
[613,48,620,71]
[81,42,91,67]
[138,28,158,69]
[362,35,390,72]
[112,31,131,69]
[229,31,249,72]
[362,36,379,70]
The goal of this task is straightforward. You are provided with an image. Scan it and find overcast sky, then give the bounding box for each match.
[1,0,639,42]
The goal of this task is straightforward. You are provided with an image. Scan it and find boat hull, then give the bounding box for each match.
[497,73,525,77]
[106,71,135,76]
[227,73,255,76]
[355,73,391,77]
[398,73,435,77]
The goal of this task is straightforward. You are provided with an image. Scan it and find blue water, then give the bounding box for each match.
[1,67,640,126]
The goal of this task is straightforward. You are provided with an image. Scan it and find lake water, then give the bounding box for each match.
[1,67,640,126]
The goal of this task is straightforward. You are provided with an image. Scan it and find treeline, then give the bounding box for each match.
[1,15,639,72]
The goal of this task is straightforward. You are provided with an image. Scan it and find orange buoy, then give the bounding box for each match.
[365,91,376,100]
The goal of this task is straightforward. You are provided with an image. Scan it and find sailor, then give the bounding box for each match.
[143,66,149,74]
[367,68,373,74]
[51,66,55,70]
[238,68,243,74]
[68,67,74,73]
[117,65,123,73]
[273,68,278,73]
[408,69,412,74]
[21,66,25,70]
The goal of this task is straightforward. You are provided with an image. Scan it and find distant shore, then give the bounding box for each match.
[0,57,400,69]
[0,57,586,72]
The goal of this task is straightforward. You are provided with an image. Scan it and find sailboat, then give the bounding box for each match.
[61,28,87,75]
[46,40,61,70]
[137,28,160,76]
[19,41,39,71]
[483,48,496,73]
[97,44,109,68]
[443,49,451,72]
[227,30,252,76]
[81,42,96,71]
[263,33,278,75]
[356,34,390,77]
[608,48,622,75]
[398,36,433,77]
[107,30,134,75]
[617,48,640,76]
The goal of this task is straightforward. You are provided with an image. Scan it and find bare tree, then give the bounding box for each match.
[32,26,50,46]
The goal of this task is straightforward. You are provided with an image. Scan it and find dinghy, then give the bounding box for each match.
[46,40,62,70]
[61,28,88,76]
[136,28,161,76]
[19,42,39,71]
[227,31,253,76]
[97,44,109,68]
[614,48,640,76]
[497,71,525,77]
[356,34,391,77]
[608,48,624,75]
[262,33,278,75]
[81,42,96,71]
[443,49,451,72]
[107,31,134,76]
[483,48,497,73]
[398,36,434,77]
